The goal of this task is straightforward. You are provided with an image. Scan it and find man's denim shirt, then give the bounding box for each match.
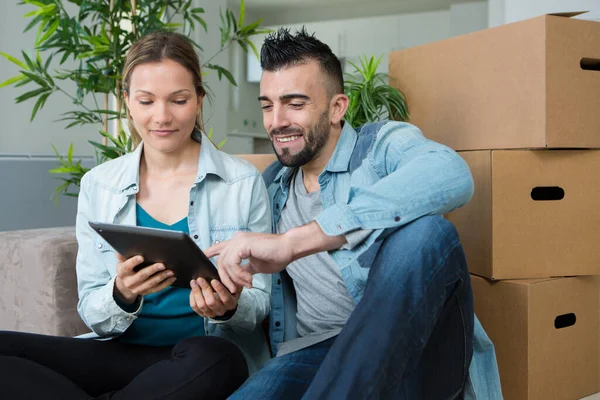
[264,121,503,399]
[75,131,272,372]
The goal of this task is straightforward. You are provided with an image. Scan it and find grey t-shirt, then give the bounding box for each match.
[275,168,356,356]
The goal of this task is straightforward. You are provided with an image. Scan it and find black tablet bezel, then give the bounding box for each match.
[89,221,220,288]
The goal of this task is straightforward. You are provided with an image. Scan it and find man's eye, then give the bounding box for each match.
[290,103,303,108]
[261,105,272,111]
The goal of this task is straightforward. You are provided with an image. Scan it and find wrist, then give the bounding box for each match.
[284,221,346,260]
[114,278,137,304]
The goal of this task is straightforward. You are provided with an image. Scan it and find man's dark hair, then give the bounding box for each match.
[260,27,344,96]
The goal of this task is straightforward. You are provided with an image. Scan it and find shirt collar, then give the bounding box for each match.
[117,129,230,193]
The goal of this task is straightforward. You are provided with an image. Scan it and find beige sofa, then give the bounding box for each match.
[0,154,276,337]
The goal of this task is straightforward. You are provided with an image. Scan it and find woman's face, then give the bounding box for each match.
[125,59,202,153]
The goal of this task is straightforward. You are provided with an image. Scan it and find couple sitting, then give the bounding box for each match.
[0,28,501,400]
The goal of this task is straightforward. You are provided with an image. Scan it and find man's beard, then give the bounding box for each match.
[269,108,330,168]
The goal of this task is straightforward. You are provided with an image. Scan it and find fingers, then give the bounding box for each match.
[116,255,145,277]
[132,267,176,295]
[190,279,218,318]
[204,241,227,259]
[217,265,240,295]
[211,280,240,310]
[189,278,239,318]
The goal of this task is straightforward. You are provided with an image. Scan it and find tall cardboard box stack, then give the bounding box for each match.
[389,12,600,400]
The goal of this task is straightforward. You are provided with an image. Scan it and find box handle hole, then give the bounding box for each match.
[530,186,564,201]
[555,313,576,329]
[581,58,600,71]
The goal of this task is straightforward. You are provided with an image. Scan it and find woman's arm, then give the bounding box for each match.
[75,172,142,337]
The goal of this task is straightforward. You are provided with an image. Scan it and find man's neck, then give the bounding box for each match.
[301,124,342,193]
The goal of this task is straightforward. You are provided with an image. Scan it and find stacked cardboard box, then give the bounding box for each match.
[389,12,600,400]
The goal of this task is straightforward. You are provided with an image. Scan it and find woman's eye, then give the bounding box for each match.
[138,100,152,105]
[174,100,187,105]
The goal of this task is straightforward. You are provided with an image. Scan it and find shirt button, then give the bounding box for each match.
[190,201,194,206]
[394,216,401,222]
[275,203,280,209]
[214,240,220,244]
[277,279,281,285]
[275,321,281,327]
[193,235,199,239]
[97,243,103,249]
[127,316,133,320]
[337,225,343,230]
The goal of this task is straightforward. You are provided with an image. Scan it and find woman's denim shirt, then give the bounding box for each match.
[75,132,272,372]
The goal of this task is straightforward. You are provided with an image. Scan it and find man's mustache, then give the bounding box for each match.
[269,127,304,137]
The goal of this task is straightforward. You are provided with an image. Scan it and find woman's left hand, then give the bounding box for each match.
[189,278,242,318]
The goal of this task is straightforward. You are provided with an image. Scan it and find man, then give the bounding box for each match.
[207,28,501,399]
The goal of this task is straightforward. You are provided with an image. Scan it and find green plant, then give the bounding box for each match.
[344,55,409,127]
[0,0,268,199]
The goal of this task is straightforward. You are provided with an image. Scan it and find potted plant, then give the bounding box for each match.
[343,54,409,127]
[0,0,268,199]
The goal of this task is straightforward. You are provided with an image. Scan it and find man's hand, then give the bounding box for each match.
[205,231,294,292]
[205,222,347,293]
[189,278,241,318]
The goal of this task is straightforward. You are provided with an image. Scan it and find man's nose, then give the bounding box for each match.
[271,106,291,130]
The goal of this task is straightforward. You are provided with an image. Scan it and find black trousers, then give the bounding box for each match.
[0,331,248,400]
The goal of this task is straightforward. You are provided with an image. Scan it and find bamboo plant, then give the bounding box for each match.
[0,0,269,198]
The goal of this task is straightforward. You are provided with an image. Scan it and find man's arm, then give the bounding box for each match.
[316,122,473,242]
[206,221,346,289]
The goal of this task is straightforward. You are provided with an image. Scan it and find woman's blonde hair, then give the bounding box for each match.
[122,31,206,147]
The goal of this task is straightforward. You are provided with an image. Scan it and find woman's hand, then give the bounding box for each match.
[189,278,241,319]
[114,254,177,304]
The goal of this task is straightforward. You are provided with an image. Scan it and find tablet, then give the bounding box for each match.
[89,221,220,289]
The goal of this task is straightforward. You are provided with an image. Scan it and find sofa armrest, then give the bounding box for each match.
[0,226,89,337]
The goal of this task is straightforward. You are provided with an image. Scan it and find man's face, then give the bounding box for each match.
[259,61,332,167]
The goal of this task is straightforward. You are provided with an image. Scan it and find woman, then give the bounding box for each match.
[0,31,271,399]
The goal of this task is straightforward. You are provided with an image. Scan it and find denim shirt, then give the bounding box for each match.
[264,121,503,399]
[75,131,272,373]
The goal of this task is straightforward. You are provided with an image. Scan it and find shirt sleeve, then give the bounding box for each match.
[76,173,143,337]
[316,122,474,236]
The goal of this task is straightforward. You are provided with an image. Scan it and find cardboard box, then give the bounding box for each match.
[446,149,600,280]
[471,275,600,400]
[388,13,600,150]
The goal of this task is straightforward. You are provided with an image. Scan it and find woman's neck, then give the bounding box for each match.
[140,138,201,178]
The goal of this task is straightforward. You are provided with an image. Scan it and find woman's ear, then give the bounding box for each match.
[123,90,131,114]
[197,95,203,114]
[330,93,349,125]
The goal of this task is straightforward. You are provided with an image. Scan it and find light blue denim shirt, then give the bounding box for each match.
[75,131,272,373]
[263,121,503,399]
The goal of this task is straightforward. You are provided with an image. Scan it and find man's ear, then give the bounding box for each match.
[330,93,349,125]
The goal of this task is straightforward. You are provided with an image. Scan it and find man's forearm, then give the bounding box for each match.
[284,221,347,261]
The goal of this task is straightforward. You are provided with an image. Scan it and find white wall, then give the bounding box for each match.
[0,2,98,157]
[194,0,230,149]
[489,0,600,27]
[228,2,489,153]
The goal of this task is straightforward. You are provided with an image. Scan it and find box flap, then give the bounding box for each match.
[548,11,589,18]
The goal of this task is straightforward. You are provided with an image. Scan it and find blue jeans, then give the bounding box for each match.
[232,216,474,399]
